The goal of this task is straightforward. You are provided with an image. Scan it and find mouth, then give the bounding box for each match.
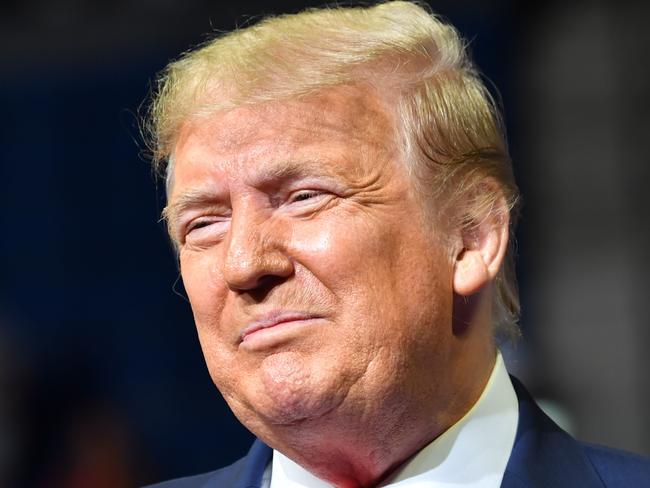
[240,311,323,345]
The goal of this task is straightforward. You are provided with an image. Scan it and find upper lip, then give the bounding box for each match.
[240,310,321,342]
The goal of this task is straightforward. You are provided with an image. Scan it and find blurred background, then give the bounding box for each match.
[1,0,648,486]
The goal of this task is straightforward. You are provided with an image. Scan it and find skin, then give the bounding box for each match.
[166,84,507,487]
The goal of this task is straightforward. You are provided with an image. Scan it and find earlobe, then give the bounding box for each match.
[453,248,490,296]
[452,196,510,297]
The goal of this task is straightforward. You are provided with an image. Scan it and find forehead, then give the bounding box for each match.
[169,85,400,194]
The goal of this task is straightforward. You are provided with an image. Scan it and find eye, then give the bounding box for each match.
[187,219,212,232]
[288,190,324,203]
[187,217,219,233]
[184,216,230,245]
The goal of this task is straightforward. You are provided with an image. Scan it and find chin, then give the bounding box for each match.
[226,351,346,429]
[260,352,343,424]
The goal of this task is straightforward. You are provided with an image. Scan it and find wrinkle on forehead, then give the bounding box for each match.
[170,84,399,174]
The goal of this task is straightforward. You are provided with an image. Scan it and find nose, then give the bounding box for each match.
[222,208,294,292]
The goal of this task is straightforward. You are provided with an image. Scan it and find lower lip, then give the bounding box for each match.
[240,318,322,350]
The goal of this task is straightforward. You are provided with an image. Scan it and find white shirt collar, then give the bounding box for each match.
[265,352,518,488]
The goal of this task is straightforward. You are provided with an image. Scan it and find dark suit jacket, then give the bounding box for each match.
[147,377,650,487]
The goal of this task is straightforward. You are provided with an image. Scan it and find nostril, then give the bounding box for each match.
[224,250,295,293]
[245,274,294,302]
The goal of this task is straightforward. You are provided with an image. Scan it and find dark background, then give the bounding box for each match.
[1,1,648,486]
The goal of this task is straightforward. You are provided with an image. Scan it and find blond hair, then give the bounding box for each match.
[145,1,521,338]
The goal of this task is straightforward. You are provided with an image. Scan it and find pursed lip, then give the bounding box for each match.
[240,311,321,343]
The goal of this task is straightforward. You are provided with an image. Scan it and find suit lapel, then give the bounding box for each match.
[501,376,603,488]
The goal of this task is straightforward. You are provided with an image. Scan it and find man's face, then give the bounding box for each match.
[167,85,458,435]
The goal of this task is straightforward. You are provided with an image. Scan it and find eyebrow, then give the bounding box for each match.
[164,159,340,227]
[255,159,337,184]
[163,187,225,231]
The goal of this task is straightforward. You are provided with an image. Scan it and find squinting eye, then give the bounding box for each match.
[188,220,212,231]
[290,190,323,203]
[187,219,216,233]
[184,217,229,242]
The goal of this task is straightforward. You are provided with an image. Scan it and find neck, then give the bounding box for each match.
[260,337,496,487]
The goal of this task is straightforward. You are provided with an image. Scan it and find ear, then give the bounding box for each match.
[453,189,510,297]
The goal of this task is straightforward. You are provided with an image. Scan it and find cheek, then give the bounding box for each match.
[290,215,414,336]
[290,221,335,255]
[180,251,226,311]
[290,213,390,282]
[180,250,230,331]
[294,211,452,338]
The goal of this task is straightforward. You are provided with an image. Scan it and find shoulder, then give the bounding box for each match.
[144,469,219,488]
[143,457,246,488]
[143,439,272,488]
[504,376,650,488]
[582,442,650,487]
